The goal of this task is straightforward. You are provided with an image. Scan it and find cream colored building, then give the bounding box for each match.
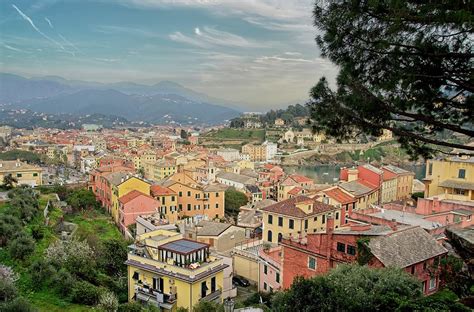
[424,156,474,201]
[0,160,42,187]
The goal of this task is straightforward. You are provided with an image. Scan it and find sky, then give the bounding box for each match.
[0,0,337,110]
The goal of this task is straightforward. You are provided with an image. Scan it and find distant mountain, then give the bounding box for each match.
[0,73,73,103]
[0,73,244,112]
[13,89,239,124]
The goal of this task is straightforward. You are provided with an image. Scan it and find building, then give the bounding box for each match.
[424,156,473,201]
[150,185,179,223]
[0,160,42,187]
[126,230,228,311]
[158,172,226,220]
[242,144,266,162]
[216,172,256,191]
[118,190,160,236]
[261,196,347,243]
[382,165,414,201]
[277,175,314,201]
[143,160,177,181]
[339,179,379,210]
[216,148,240,162]
[281,218,448,294]
[274,118,285,127]
[258,246,282,293]
[185,220,247,253]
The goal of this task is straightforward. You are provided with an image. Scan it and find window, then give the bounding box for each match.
[429,277,436,290]
[347,245,356,255]
[264,282,267,290]
[314,216,318,222]
[304,219,308,229]
[278,233,283,242]
[458,169,466,179]
[216,192,219,197]
[337,242,346,252]
[187,204,191,211]
[171,196,175,201]
[411,266,416,274]
[179,191,182,197]
[178,204,182,211]
[289,219,294,229]
[276,272,280,283]
[161,197,165,205]
[454,189,466,195]
[16,173,22,178]
[211,277,216,292]
[267,230,272,242]
[187,191,191,196]
[308,257,316,270]
[264,265,268,275]
[269,286,273,292]
[268,215,273,224]
[215,203,219,208]
[278,216,283,227]
[322,215,326,224]
[33,173,38,177]
[428,163,433,175]
[335,212,339,220]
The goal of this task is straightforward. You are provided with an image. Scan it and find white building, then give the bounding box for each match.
[216,148,240,162]
[263,141,278,161]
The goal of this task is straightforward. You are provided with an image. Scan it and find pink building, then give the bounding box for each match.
[258,246,282,293]
[118,190,160,234]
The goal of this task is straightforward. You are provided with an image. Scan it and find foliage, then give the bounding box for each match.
[309,1,473,158]
[29,259,56,288]
[98,239,128,276]
[0,296,35,312]
[272,265,422,312]
[397,289,471,312]
[0,264,19,283]
[9,235,35,260]
[0,278,18,302]
[66,188,99,212]
[8,187,39,222]
[411,192,424,200]
[192,300,224,312]
[0,214,22,246]
[0,149,43,164]
[2,174,17,189]
[243,291,275,308]
[224,187,248,218]
[70,280,103,305]
[356,237,372,265]
[97,291,119,312]
[118,302,145,312]
[180,129,189,139]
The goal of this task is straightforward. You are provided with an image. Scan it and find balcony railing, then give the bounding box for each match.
[135,285,177,309]
[200,288,222,302]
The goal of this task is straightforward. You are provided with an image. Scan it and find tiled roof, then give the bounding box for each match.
[339,180,374,196]
[119,190,154,204]
[196,221,232,236]
[382,164,412,175]
[288,187,303,195]
[150,185,176,196]
[439,179,474,190]
[289,174,313,183]
[261,195,336,218]
[105,172,132,186]
[216,172,255,184]
[382,168,398,181]
[323,187,355,204]
[368,227,447,268]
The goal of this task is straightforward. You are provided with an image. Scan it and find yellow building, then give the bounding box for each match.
[106,173,151,224]
[143,160,177,181]
[0,160,42,187]
[382,165,414,201]
[339,180,379,210]
[133,153,157,170]
[424,156,474,201]
[151,185,179,223]
[236,160,254,170]
[261,195,343,243]
[242,144,266,162]
[126,230,227,311]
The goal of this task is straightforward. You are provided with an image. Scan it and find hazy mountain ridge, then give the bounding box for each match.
[0,73,240,124]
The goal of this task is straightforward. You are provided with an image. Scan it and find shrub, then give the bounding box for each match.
[29,259,56,288]
[9,235,35,260]
[0,264,19,283]
[0,214,22,246]
[30,224,45,240]
[98,291,119,312]
[117,302,145,312]
[0,297,35,312]
[98,239,128,276]
[0,278,17,302]
[45,239,96,278]
[71,280,102,305]
[52,268,76,297]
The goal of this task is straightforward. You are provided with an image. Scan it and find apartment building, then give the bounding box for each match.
[216,148,240,162]
[126,230,228,311]
[0,160,42,187]
[382,165,415,200]
[143,160,177,181]
[150,185,179,223]
[118,190,160,235]
[281,218,447,295]
[261,196,346,243]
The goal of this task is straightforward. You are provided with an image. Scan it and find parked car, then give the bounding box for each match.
[232,276,250,287]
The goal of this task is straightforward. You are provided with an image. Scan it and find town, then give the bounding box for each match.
[0,117,472,311]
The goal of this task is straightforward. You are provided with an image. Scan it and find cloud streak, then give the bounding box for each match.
[44,17,53,28]
[170,26,263,48]
[11,4,66,52]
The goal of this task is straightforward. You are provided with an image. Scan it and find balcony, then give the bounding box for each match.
[135,285,177,310]
[200,288,222,302]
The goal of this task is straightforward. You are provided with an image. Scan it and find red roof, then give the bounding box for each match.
[289,174,313,183]
[151,185,177,197]
[288,187,303,195]
[382,169,398,181]
[359,179,378,190]
[324,188,355,204]
[119,190,154,204]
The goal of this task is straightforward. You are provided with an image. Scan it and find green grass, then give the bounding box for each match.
[64,208,122,242]
[205,129,266,142]
[28,291,94,312]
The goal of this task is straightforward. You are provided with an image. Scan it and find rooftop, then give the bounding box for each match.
[196,221,232,236]
[439,179,474,191]
[261,195,336,218]
[339,180,375,196]
[160,239,209,255]
[370,209,442,230]
[382,164,412,175]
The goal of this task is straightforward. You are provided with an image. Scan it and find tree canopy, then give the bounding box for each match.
[309,1,473,158]
[224,187,248,218]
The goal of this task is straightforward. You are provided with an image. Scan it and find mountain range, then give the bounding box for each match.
[0,73,241,125]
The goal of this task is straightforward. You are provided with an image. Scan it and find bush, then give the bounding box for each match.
[118,302,145,312]
[30,224,45,240]
[0,296,35,312]
[71,280,102,305]
[9,235,35,260]
[98,291,119,312]
[98,239,128,276]
[30,259,56,288]
[0,278,17,302]
[0,214,22,246]
[51,268,76,297]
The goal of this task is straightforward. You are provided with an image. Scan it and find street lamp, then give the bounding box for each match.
[224,297,235,312]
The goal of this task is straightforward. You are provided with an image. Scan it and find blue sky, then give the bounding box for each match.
[0,0,337,109]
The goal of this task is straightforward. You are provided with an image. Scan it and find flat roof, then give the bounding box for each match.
[159,239,208,255]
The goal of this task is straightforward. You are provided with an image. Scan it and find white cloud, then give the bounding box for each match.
[171,26,263,48]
